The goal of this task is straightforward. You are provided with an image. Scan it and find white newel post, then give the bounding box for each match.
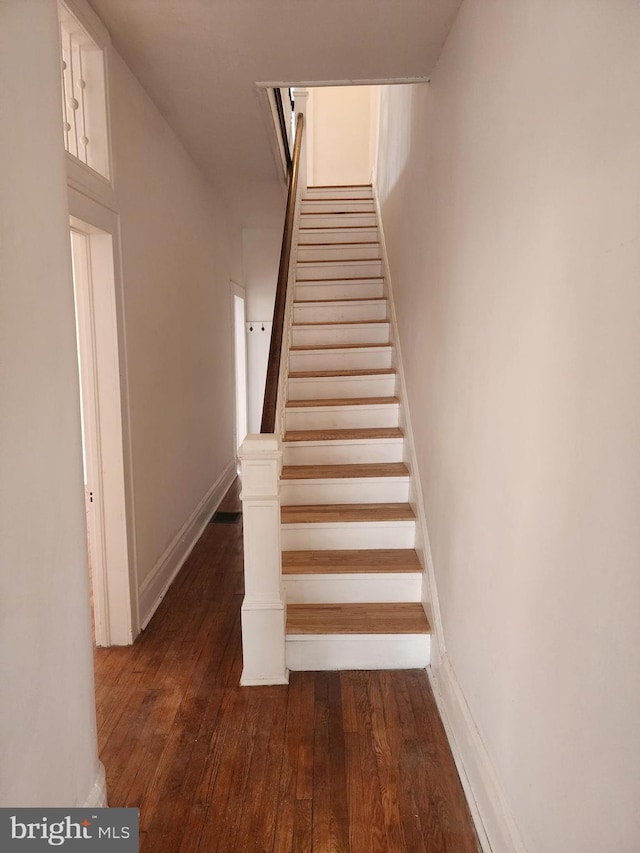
[238,434,289,686]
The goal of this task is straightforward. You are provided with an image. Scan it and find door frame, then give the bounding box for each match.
[68,186,138,645]
[230,281,248,454]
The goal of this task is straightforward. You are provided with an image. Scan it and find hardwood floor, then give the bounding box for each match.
[93,479,479,852]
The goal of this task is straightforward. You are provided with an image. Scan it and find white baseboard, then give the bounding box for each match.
[83,762,108,807]
[139,460,236,629]
[428,656,527,853]
[371,182,445,666]
[240,674,290,687]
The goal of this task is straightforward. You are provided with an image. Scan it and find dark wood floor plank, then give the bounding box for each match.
[93,479,479,853]
[351,673,389,853]
[378,672,429,853]
[312,673,348,853]
[367,673,407,853]
[295,672,315,801]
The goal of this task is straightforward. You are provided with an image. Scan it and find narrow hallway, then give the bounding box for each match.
[94,480,478,852]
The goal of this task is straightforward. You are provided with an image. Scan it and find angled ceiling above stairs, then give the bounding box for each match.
[88,0,462,226]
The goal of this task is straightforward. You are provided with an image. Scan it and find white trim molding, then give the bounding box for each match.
[138,460,237,629]
[83,762,108,808]
[429,657,527,853]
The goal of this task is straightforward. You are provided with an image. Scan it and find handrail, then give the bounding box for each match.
[260,111,304,433]
[274,88,292,173]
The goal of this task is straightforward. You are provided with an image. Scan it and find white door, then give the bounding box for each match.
[69,217,134,646]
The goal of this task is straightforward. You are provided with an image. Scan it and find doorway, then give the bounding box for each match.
[69,215,135,646]
[231,282,248,452]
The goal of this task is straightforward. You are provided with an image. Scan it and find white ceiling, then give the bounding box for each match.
[89,0,463,226]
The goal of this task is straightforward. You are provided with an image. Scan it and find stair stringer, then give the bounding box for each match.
[371,183,445,668]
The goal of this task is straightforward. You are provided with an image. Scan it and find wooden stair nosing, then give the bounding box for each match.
[301,197,373,203]
[296,275,383,282]
[284,427,403,442]
[286,602,430,635]
[282,548,421,574]
[288,368,395,379]
[307,184,373,189]
[299,225,376,231]
[285,396,399,409]
[298,241,380,247]
[281,462,409,481]
[294,297,386,305]
[281,503,415,524]
[289,343,391,352]
[293,319,388,328]
[296,256,382,264]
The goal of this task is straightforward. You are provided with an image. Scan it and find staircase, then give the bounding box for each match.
[280,184,431,671]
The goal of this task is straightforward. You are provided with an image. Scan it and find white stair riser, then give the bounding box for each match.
[284,572,422,603]
[295,280,384,301]
[297,260,381,280]
[286,634,430,671]
[286,404,399,431]
[297,244,380,262]
[280,478,409,506]
[298,213,377,229]
[292,324,389,347]
[304,187,373,201]
[288,375,396,401]
[301,200,375,214]
[298,227,378,244]
[281,521,415,550]
[289,347,393,372]
[293,300,386,324]
[283,439,404,466]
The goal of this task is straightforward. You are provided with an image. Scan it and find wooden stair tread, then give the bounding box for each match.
[289,368,395,379]
[302,196,373,201]
[293,319,387,327]
[299,225,375,230]
[284,427,403,442]
[290,342,390,351]
[294,297,386,304]
[298,241,379,247]
[281,462,409,480]
[301,210,374,214]
[297,258,381,264]
[281,503,415,523]
[308,184,372,189]
[286,603,430,635]
[296,276,383,283]
[282,549,421,574]
[286,396,399,408]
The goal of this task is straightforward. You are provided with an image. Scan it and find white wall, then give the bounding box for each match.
[308,86,377,185]
[108,50,238,609]
[241,228,282,432]
[375,2,640,851]
[0,0,101,806]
